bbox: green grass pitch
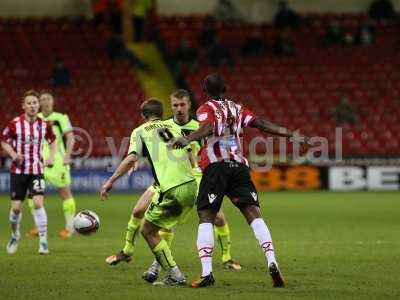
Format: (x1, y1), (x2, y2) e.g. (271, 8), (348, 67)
(0, 191), (399, 300)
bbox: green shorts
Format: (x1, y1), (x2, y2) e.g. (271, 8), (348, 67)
(44, 159), (71, 188)
(145, 180), (197, 230)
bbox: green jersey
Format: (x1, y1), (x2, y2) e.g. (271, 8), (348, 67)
(128, 119), (194, 192)
(38, 112), (73, 160)
(163, 117), (201, 157)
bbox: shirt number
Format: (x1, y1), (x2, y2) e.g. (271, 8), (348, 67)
(157, 128), (174, 143)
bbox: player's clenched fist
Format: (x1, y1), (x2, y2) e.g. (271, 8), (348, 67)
(100, 180), (113, 200)
(169, 136), (189, 149)
(12, 154), (24, 168)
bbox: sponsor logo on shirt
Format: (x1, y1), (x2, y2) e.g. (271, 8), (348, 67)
(198, 113), (208, 121)
(219, 137), (237, 148)
(24, 136), (39, 146)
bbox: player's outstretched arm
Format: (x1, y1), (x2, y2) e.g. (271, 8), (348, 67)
(250, 118), (293, 137)
(171, 123), (213, 149)
(250, 118), (311, 144)
(100, 153), (138, 199)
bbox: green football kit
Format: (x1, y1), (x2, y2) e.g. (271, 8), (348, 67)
(127, 118), (197, 230)
(38, 112), (73, 188)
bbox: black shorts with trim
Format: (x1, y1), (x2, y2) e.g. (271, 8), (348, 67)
(10, 174), (45, 201)
(196, 161), (259, 212)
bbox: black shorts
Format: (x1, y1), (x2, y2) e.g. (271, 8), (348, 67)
(10, 174), (45, 201)
(197, 161), (259, 212)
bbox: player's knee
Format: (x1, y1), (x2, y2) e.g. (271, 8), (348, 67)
(59, 187), (72, 200)
(11, 208), (21, 215)
(240, 205), (261, 224)
(198, 209), (217, 223)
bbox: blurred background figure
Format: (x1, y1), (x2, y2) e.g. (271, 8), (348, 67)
(91, 0), (124, 34)
(335, 95), (357, 125)
(173, 40), (198, 80)
(106, 34), (149, 69)
(214, 0), (239, 21)
(198, 17), (218, 49)
(368, 0), (396, 20)
(322, 21), (344, 47)
(274, 28), (295, 56)
(129, 0), (152, 41)
(274, 1), (300, 30)
(51, 58), (70, 87)
(355, 20), (375, 46)
(207, 38), (235, 66)
(241, 30), (266, 57)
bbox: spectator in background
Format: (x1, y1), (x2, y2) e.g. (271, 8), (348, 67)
(335, 95), (357, 125)
(274, 1), (300, 30)
(91, 0), (124, 34)
(92, 0), (108, 25)
(129, 0), (152, 42)
(355, 20), (375, 46)
(322, 21), (344, 47)
(207, 38), (234, 66)
(174, 40), (198, 74)
(106, 34), (149, 70)
(273, 28), (295, 56)
(109, 0), (124, 34)
(342, 32), (355, 47)
(214, 0), (239, 21)
(199, 17), (218, 48)
(368, 0), (396, 20)
(172, 40), (198, 86)
(241, 30), (266, 57)
(51, 58), (70, 87)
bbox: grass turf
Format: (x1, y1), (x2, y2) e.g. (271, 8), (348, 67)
(0, 192), (399, 300)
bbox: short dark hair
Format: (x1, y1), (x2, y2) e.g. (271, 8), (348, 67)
(171, 89), (190, 101)
(22, 89), (39, 103)
(203, 73), (226, 98)
(39, 90), (54, 98)
(141, 98), (163, 119)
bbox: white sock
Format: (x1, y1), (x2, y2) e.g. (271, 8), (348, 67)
(34, 207), (48, 241)
(197, 223), (214, 277)
(250, 218), (277, 266)
(9, 210), (22, 239)
(66, 216), (74, 232)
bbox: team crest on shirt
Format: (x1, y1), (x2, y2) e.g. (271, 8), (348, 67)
(198, 113), (208, 121)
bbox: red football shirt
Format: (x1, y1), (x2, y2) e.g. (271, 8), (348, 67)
(1, 114), (56, 175)
(196, 98), (256, 170)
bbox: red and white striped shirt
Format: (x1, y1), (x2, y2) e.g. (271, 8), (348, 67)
(1, 114), (56, 175)
(196, 98), (256, 170)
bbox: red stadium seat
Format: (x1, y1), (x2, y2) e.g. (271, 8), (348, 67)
(0, 18), (145, 156)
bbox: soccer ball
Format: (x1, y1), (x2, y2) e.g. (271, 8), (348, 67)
(73, 210), (100, 235)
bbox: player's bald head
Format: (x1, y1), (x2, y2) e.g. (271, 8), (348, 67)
(141, 98), (163, 119)
(203, 73), (226, 98)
